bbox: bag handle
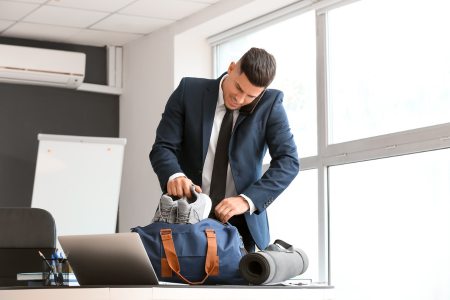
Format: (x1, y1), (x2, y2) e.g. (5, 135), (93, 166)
(160, 228), (219, 285)
(273, 239), (294, 251)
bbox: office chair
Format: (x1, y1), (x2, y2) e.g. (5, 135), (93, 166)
(0, 207), (56, 286)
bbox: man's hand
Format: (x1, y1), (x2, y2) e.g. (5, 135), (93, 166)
(167, 176), (202, 198)
(215, 196), (250, 223)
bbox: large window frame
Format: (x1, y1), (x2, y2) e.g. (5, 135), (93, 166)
(209, 0), (450, 284)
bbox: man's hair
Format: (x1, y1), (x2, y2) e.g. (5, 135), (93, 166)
(238, 47), (276, 88)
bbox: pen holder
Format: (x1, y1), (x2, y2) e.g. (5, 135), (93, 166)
(42, 258), (70, 286)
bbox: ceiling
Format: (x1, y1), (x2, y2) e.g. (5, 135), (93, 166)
(0, 0), (221, 47)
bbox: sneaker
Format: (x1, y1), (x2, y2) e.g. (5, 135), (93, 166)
(175, 199), (191, 224)
(190, 187), (212, 221)
(175, 186), (212, 224)
(152, 194), (178, 223)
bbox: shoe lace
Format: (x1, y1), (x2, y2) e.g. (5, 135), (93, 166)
(158, 205), (176, 222)
(176, 207), (202, 224)
(176, 208), (190, 224)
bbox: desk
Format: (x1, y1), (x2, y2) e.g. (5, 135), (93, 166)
(0, 285), (334, 300)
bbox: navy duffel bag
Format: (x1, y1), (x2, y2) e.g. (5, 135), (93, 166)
(132, 219), (247, 285)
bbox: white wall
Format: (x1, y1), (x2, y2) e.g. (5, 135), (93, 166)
(174, 30), (213, 87)
(119, 27), (175, 231)
(118, 0), (299, 231)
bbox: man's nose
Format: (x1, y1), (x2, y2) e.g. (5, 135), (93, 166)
(234, 92), (246, 104)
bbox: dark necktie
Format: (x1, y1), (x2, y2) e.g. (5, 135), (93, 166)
(209, 108), (233, 209)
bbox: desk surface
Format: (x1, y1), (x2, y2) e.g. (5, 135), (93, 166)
(0, 285), (334, 300)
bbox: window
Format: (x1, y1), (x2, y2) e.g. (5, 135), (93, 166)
(215, 11), (319, 282)
(268, 169), (319, 281)
(329, 149), (450, 300)
(212, 0), (450, 296)
(327, 0), (450, 143)
(216, 11), (317, 158)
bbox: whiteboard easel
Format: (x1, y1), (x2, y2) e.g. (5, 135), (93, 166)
(31, 134), (127, 238)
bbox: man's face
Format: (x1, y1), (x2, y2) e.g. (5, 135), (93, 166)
(222, 62), (265, 111)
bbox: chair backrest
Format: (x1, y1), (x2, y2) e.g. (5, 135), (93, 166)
(0, 207), (56, 286)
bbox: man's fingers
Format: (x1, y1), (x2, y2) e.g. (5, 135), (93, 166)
(175, 184), (184, 197)
(194, 185), (202, 193)
(215, 200), (234, 222)
(166, 177), (197, 198)
(167, 181), (176, 196)
(221, 208), (235, 223)
(214, 196), (249, 222)
(184, 184), (193, 199)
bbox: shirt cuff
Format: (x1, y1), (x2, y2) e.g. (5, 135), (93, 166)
(240, 194), (256, 214)
(168, 172), (186, 182)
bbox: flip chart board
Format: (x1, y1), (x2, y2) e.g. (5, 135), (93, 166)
(31, 134), (126, 237)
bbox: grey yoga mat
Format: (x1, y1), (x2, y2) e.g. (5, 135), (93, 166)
(239, 239), (308, 285)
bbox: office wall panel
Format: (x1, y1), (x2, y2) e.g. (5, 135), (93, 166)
(0, 38), (118, 207)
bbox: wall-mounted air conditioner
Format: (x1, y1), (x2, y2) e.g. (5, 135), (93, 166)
(0, 44), (86, 89)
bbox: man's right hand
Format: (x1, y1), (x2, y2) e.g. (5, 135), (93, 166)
(167, 176), (202, 199)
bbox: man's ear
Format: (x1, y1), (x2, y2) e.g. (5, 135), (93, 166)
(227, 62), (236, 75)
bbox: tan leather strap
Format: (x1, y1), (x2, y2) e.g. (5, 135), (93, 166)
(160, 228), (219, 285)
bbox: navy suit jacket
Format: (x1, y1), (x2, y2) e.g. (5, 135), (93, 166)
(150, 74), (299, 249)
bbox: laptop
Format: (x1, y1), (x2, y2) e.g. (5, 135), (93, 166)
(58, 232), (159, 286)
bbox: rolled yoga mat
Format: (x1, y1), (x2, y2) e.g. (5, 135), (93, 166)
(239, 239), (308, 285)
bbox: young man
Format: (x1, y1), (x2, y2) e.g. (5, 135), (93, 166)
(150, 48), (299, 251)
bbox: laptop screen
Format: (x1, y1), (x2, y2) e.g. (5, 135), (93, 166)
(59, 232), (159, 286)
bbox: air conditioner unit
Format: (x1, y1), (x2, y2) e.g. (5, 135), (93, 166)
(0, 44), (86, 89)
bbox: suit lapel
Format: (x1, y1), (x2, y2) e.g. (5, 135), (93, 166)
(234, 113), (247, 132)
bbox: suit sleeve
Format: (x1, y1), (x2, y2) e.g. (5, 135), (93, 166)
(241, 92), (300, 212)
(149, 78), (186, 192)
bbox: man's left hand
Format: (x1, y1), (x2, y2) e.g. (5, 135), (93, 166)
(215, 196), (250, 223)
